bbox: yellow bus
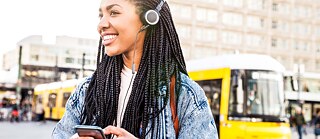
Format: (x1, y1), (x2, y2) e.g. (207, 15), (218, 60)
(187, 54), (291, 139)
(33, 79), (80, 120)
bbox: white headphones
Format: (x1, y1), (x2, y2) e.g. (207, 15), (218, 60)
(140, 0), (166, 26)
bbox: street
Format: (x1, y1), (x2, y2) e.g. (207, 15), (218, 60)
(0, 121), (57, 139)
(0, 120), (317, 139)
(291, 126), (316, 139)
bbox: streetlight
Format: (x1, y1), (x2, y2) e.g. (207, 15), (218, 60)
(293, 63), (305, 106)
(16, 45), (22, 105)
(82, 53), (86, 78)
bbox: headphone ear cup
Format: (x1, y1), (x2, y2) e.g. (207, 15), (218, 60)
(141, 10), (159, 26)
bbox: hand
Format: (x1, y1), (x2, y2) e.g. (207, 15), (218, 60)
(69, 133), (94, 139)
(104, 126), (138, 139)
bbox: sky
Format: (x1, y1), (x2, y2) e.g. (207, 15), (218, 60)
(0, 0), (101, 69)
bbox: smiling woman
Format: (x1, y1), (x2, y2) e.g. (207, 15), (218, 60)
(52, 0), (218, 139)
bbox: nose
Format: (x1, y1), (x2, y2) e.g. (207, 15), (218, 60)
(97, 15), (110, 35)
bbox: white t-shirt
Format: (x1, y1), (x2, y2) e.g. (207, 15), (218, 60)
(116, 65), (136, 127)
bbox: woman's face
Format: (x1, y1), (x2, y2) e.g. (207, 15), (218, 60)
(98, 0), (145, 57)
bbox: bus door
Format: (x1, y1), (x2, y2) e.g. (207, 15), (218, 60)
(47, 93), (57, 119)
(218, 69), (247, 139)
(57, 92), (71, 119)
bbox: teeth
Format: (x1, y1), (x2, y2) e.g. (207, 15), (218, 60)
(103, 35), (117, 40)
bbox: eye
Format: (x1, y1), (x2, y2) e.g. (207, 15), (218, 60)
(98, 13), (103, 19)
(110, 10), (119, 16)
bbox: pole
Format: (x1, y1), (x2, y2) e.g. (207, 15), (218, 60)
(55, 54), (58, 81)
(16, 45), (22, 105)
(297, 64), (301, 106)
(82, 53), (86, 78)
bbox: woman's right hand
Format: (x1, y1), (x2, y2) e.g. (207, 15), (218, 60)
(70, 133), (94, 139)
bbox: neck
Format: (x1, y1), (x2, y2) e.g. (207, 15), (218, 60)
(122, 50), (142, 72)
(122, 29), (145, 72)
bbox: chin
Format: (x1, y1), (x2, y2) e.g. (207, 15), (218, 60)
(105, 50), (121, 57)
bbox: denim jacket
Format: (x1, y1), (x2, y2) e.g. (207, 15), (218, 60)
(52, 73), (218, 139)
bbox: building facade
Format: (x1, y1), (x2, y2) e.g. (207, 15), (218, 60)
(169, 0), (320, 73)
(168, 0), (320, 122)
(2, 35), (98, 91)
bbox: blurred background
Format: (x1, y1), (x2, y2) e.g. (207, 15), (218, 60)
(0, 0), (320, 139)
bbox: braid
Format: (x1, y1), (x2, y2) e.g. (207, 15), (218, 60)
(81, 0), (187, 138)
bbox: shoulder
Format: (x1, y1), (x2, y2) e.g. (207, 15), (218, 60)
(68, 75), (93, 109)
(178, 72), (208, 110)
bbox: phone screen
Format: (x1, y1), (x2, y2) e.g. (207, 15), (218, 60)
(75, 125), (107, 139)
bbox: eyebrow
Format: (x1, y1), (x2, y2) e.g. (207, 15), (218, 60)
(106, 4), (122, 11)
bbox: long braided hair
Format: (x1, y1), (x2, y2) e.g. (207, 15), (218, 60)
(80, 0), (187, 138)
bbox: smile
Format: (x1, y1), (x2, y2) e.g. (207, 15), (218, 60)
(102, 35), (118, 46)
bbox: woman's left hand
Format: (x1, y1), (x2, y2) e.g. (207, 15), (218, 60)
(104, 126), (138, 139)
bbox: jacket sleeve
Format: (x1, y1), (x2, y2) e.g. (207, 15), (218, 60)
(51, 77), (90, 139)
(177, 79), (219, 139)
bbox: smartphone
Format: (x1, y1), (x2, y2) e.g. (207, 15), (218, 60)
(74, 125), (107, 139)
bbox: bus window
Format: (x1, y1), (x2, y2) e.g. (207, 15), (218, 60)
(229, 70), (285, 122)
(62, 92), (71, 107)
(246, 81), (263, 115)
(48, 93), (57, 108)
(229, 70), (244, 116)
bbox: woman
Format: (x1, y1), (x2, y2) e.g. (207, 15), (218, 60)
(52, 0), (218, 138)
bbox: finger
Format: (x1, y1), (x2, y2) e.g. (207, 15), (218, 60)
(70, 133), (79, 139)
(104, 126), (123, 136)
(71, 136), (94, 139)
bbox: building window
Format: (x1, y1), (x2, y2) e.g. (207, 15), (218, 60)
(303, 42), (309, 51)
(196, 8), (217, 23)
(65, 57), (74, 64)
(272, 20), (278, 29)
(222, 31), (242, 45)
(207, 10), (218, 23)
(222, 12), (243, 26)
(271, 38), (277, 47)
(170, 3), (191, 20)
(246, 34), (264, 47)
(196, 7), (206, 22)
(294, 6), (310, 17)
(278, 38), (288, 49)
(176, 25), (191, 40)
(31, 55), (39, 61)
(316, 27), (320, 37)
(247, 16), (264, 29)
(279, 20), (288, 32)
(247, 0), (265, 10)
(293, 23), (309, 35)
(272, 3), (278, 12)
(278, 3), (290, 14)
(317, 43), (320, 52)
(294, 41), (299, 50)
(196, 28), (217, 42)
(316, 60), (320, 69)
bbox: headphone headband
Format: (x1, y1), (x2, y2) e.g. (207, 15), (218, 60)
(141, 0), (166, 26)
(156, 0), (165, 13)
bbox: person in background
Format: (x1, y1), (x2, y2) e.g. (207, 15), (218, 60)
(292, 107), (307, 139)
(10, 101), (19, 122)
(35, 100), (45, 123)
(314, 109), (320, 139)
(52, 0), (218, 138)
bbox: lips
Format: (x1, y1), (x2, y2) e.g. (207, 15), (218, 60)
(101, 34), (118, 46)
